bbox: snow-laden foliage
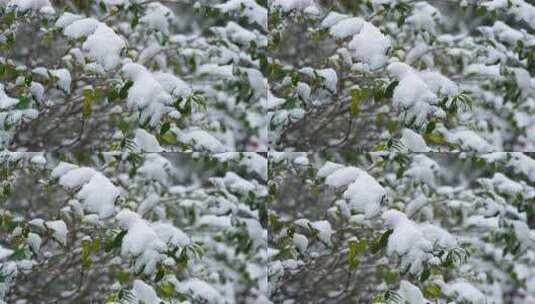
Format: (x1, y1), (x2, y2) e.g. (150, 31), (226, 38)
(0, 152), (268, 303)
(269, 152), (535, 303)
(0, 0), (267, 152)
(269, 0), (535, 151)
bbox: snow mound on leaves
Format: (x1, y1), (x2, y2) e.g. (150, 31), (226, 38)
(122, 63), (174, 127)
(321, 163), (386, 218)
(383, 210), (457, 273)
(322, 12), (390, 69)
(4, 0), (54, 14)
(52, 162), (119, 218)
(59, 15), (125, 70)
(116, 209), (190, 275)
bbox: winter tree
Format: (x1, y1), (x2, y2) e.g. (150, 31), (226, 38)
(3, 0), (535, 303)
(0, 152), (268, 303)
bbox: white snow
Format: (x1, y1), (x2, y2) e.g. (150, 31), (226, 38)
(406, 2), (441, 34)
(122, 63), (174, 126)
(26, 233), (41, 253)
(445, 281), (486, 304)
(317, 161), (345, 178)
(50, 69), (71, 93)
(198, 215), (232, 228)
(83, 24), (126, 70)
(323, 13), (391, 69)
(310, 220), (332, 246)
(46, 220), (68, 245)
(63, 18), (125, 70)
(317, 69), (338, 92)
(0, 84), (18, 109)
(76, 173), (120, 219)
(175, 279), (222, 303)
(132, 280), (161, 304)
(133, 129), (163, 152)
(348, 22), (391, 69)
(324, 166), (362, 188)
(388, 62), (437, 126)
(6, 0), (54, 14)
(0, 246), (13, 260)
(343, 171), (386, 218)
(399, 280), (427, 304)
(58, 167), (97, 188)
(176, 128), (226, 152)
(140, 2), (174, 34)
(270, 0), (314, 12)
(115, 209), (166, 275)
(400, 128), (429, 152)
(490, 173), (524, 196)
(215, 0), (267, 30)
(293, 233), (308, 253)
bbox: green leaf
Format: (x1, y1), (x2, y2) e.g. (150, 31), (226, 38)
(423, 283), (441, 298)
(159, 132), (178, 145)
(347, 240), (360, 269)
(371, 229), (393, 254)
(384, 80), (399, 98)
(15, 96), (30, 110)
(350, 89), (361, 117)
(425, 122), (436, 134)
(160, 121), (170, 136)
(83, 90), (93, 118)
(424, 132), (445, 145)
(420, 267), (431, 282)
(383, 270), (397, 285)
(119, 80), (133, 99)
(156, 282), (175, 298)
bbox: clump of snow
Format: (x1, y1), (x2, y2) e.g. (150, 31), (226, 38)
(214, 0), (267, 30)
(317, 69), (338, 92)
(383, 210), (455, 273)
(175, 128), (226, 152)
(0, 84), (19, 109)
(399, 280), (427, 304)
(293, 233), (308, 253)
(140, 2), (174, 34)
(132, 280), (161, 304)
(271, 0), (314, 12)
(52, 162), (120, 219)
(198, 215), (232, 228)
(490, 173), (524, 196)
(388, 62), (438, 126)
(400, 128), (429, 152)
(324, 166), (361, 188)
(0, 246), (13, 260)
(348, 22), (391, 69)
(61, 17), (125, 70)
(444, 281), (486, 304)
(122, 63), (174, 126)
(343, 171), (386, 218)
(83, 24), (126, 70)
(50, 69), (71, 93)
(404, 154), (440, 186)
(115, 209), (166, 275)
(175, 279), (222, 303)
(26, 233), (41, 253)
(310, 220), (332, 246)
(76, 173), (120, 219)
(445, 129), (493, 152)
(406, 2), (441, 34)
(46, 220), (68, 245)
(133, 129), (163, 152)
(138, 154), (171, 184)
(323, 12), (391, 69)
(5, 0), (55, 14)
